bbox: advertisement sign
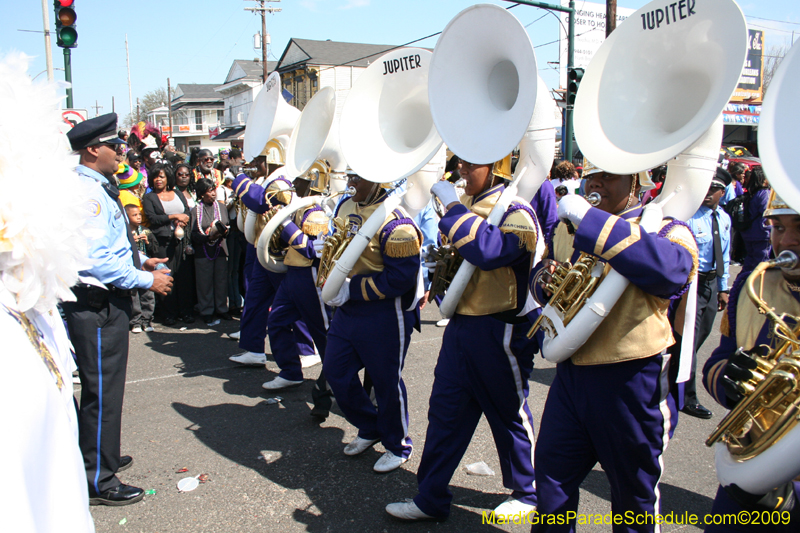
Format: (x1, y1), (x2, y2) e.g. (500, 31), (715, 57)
(731, 29), (764, 102)
(558, 1), (635, 88)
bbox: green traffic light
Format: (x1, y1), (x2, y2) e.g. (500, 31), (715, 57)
(58, 27), (77, 47)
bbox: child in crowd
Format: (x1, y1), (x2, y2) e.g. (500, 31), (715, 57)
(125, 204), (157, 333)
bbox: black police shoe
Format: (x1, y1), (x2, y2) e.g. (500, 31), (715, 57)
(682, 403), (713, 419)
(89, 484), (145, 506)
(118, 455), (133, 472)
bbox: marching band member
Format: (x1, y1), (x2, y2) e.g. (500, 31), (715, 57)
(530, 164), (698, 532)
(321, 170), (422, 473)
(386, 156), (541, 521)
(701, 192), (800, 532)
(229, 160), (316, 372)
(260, 183), (334, 419)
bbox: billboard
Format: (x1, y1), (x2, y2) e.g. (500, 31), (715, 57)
(558, 1), (635, 89)
(731, 29), (764, 102)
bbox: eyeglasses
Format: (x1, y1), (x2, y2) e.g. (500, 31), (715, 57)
(347, 175), (361, 183)
(99, 142), (124, 153)
(201, 157), (214, 163)
(176, 172), (190, 178)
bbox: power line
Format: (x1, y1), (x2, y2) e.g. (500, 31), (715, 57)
(746, 15), (800, 26)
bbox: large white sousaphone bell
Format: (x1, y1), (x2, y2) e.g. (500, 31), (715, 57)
(257, 87), (341, 272)
(243, 71), (300, 162)
(242, 71), (301, 245)
(429, 3), (543, 318)
(319, 47), (444, 304)
(535, 0), (749, 363)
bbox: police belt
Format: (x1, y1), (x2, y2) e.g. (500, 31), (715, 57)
(697, 271), (717, 283)
(74, 283), (134, 299)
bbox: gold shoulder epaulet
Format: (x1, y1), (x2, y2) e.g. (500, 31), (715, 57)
(384, 222), (421, 258)
(301, 206), (329, 236)
(499, 202), (538, 252)
(661, 220), (699, 283)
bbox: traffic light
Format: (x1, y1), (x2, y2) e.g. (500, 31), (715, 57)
(54, 0), (78, 49)
(567, 68), (584, 106)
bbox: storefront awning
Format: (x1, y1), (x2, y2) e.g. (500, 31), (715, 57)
(212, 126), (245, 141)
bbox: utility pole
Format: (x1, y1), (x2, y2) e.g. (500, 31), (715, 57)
(112, 96), (115, 114)
(126, 35), (133, 122)
(40, 0), (53, 82)
(245, 0), (282, 83)
(501, 0), (577, 162)
(136, 98), (140, 124)
(167, 78), (174, 142)
(92, 100), (103, 117)
(606, 0), (617, 37)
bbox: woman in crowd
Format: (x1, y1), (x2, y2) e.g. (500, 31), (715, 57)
(143, 163), (194, 325)
(190, 178), (231, 326)
(175, 163), (197, 211)
(739, 165), (771, 272)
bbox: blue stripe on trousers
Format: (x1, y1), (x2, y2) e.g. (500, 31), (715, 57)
(94, 327), (103, 494)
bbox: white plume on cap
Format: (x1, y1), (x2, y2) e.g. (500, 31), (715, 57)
(0, 52), (95, 313)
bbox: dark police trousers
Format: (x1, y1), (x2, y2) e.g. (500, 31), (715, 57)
(63, 286), (132, 494)
(687, 272), (719, 404)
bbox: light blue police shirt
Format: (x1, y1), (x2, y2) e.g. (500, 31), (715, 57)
(686, 205), (731, 293)
(76, 164), (154, 290)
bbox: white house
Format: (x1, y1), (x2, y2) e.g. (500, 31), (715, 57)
(168, 84), (227, 153)
(213, 59), (278, 147)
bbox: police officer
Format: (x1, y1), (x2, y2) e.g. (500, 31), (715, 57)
(62, 114), (173, 506)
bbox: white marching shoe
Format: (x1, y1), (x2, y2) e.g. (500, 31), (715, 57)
(493, 496), (536, 519)
(228, 330), (240, 340)
(374, 451), (408, 473)
(299, 354), (322, 368)
(262, 376), (303, 390)
(229, 352), (267, 366)
(385, 499), (436, 521)
(343, 437), (379, 456)
(435, 318), (450, 328)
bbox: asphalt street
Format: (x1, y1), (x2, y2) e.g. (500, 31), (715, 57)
(86, 272), (739, 533)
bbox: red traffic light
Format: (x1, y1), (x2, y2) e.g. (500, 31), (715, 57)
(58, 0), (74, 6)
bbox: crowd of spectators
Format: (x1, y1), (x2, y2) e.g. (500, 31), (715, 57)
(116, 134), (247, 329)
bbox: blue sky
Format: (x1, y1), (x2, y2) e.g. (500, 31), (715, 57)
(5, 0), (799, 118)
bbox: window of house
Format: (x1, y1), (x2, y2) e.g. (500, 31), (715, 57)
(217, 110), (224, 124)
(195, 110), (202, 131)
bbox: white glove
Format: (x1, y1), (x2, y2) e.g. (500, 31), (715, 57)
(557, 194), (592, 228)
(313, 232), (327, 258)
(430, 181), (460, 210)
(326, 278), (351, 307)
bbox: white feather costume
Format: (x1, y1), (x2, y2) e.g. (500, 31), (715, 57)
(0, 53), (95, 533)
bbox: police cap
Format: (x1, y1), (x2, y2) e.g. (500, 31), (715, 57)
(67, 113), (127, 151)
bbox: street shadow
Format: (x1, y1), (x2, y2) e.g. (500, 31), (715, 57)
(528, 365), (557, 387)
(579, 470), (715, 519)
(172, 401), (508, 532)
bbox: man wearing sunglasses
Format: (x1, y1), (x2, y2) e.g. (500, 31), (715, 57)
(194, 148), (223, 188)
(64, 113), (173, 507)
(677, 167), (732, 420)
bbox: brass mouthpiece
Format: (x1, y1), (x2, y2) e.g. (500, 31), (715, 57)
(454, 178), (466, 188)
(772, 250), (798, 270)
(585, 192), (601, 206)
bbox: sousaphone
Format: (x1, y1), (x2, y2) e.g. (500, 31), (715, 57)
(532, 0), (749, 363)
(319, 47), (443, 304)
(428, 3), (544, 319)
(709, 38), (800, 496)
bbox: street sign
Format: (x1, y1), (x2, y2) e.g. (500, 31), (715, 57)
(61, 108), (88, 130)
